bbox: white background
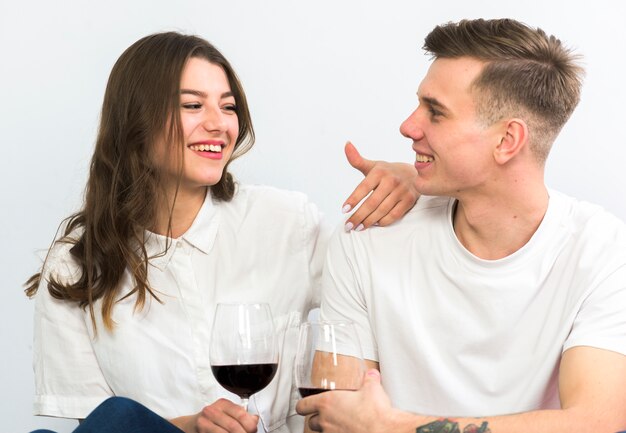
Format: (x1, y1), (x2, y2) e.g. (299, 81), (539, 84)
(2, 1), (625, 431)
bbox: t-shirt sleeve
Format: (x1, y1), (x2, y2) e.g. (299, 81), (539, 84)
(304, 201), (331, 310)
(303, 198), (328, 308)
(563, 264), (626, 355)
(319, 225), (379, 362)
(33, 242), (113, 418)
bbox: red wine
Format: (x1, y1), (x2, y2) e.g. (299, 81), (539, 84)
(298, 387), (352, 397)
(298, 387), (331, 398)
(211, 363), (278, 398)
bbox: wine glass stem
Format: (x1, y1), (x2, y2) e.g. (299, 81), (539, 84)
(241, 397), (249, 412)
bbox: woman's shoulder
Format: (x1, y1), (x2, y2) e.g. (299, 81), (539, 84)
(40, 224), (83, 284)
(235, 183), (310, 202)
(216, 183), (322, 233)
(229, 183), (318, 214)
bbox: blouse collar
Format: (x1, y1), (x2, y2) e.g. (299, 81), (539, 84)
(145, 190), (221, 271)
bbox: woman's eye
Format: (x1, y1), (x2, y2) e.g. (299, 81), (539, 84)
(223, 104), (237, 112)
(182, 103), (202, 110)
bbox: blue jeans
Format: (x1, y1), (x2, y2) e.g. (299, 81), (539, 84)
(30, 397), (183, 433)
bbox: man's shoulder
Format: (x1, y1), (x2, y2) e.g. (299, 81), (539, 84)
(389, 194), (453, 227)
(551, 190), (626, 236)
(334, 195), (452, 248)
(411, 194), (453, 212)
(551, 191), (626, 266)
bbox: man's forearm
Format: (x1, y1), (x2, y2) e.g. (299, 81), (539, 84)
(400, 408), (611, 433)
(414, 417), (489, 433)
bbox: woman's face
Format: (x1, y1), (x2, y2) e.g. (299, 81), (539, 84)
(154, 57), (239, 196)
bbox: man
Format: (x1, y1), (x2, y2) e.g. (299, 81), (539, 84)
(297, 18), (626, 433)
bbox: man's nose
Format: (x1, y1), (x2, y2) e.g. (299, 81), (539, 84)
(399, 108), (424, 141)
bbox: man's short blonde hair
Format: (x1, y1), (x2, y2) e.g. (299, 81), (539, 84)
(424, 19), (584, 162)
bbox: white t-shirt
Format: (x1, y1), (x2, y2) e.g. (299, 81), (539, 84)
(33, 184), (328, 432)
(320, 191), (626, 417)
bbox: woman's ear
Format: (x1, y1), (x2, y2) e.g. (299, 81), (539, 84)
(494, 118), (528, 165)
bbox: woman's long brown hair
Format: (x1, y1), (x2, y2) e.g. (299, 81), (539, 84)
(24, 32), (255, 331)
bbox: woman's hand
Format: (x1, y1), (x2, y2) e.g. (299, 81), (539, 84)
(170, 398), (259, 433)
(342, 141), (419, 232)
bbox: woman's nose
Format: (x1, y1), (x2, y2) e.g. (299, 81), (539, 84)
(202, 107), (227, 132)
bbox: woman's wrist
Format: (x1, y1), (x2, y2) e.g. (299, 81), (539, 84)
(169, 414), (197, 433)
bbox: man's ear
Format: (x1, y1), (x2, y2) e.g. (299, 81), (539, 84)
(494, 118), (528, 165)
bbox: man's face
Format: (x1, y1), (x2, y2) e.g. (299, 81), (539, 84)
(400, 56), (502, 198)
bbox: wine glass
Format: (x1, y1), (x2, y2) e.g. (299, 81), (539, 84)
(209, 303), (279, 411)
(295, 320), (365, 397)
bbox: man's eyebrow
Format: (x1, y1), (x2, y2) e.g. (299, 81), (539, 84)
(420, 95), (449, 112)
(180, 89), (235, 99)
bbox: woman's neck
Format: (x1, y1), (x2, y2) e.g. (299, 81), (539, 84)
(153, 186), (208, 238)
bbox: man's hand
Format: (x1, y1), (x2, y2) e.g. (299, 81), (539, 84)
(298, 348), (626, 433)
(170, 398), (259, 433)
(343, 141), (419, 232)
(296, 369), (421, 433)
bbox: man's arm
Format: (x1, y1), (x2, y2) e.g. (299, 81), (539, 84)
(302, 357), (379, 433)
(297, 347), (626, 433)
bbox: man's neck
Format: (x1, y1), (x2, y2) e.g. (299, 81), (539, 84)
(452, 185), (550, 260)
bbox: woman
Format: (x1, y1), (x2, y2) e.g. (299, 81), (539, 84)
(26, 32), (417, 433)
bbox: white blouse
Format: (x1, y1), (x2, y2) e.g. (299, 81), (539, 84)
(33, 184), (328, 432)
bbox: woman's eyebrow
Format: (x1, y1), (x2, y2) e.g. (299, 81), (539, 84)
(180, 89), (235, 99)
(180, 89), (207, 97)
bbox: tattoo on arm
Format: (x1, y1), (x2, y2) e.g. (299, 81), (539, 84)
(416, 419), (460, 433)
(416, 419), (490, 433)
(462, 423), (490, 433)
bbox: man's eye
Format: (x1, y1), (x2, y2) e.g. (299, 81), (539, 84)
(428, 106), (442, 118)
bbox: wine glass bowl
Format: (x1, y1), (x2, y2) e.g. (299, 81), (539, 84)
(210, 303), (279, 410)
(295, 320), (365, 398)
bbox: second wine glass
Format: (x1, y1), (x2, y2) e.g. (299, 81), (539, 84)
(295, 320), (365, 397)
(209, 303), (279, 411)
